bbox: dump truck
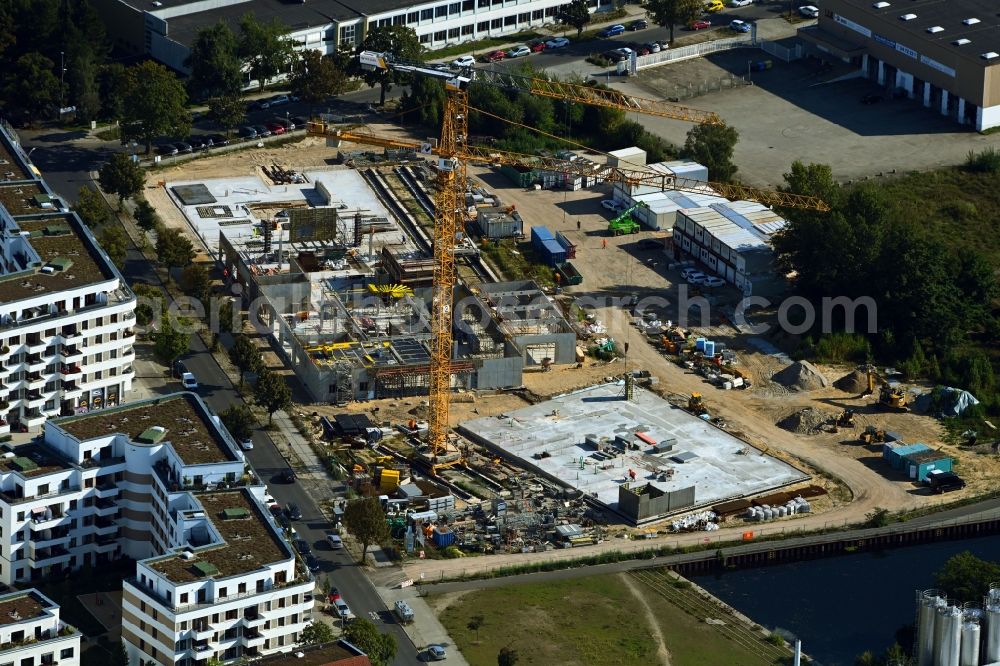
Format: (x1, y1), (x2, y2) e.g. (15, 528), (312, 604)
(555, 261), (583, 285)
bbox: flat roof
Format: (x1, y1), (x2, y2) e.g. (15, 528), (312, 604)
(459, 383), (808, 521)
(837, 0), (1000, 66)
(0, 213), (115, 304)
(0, 138), (33, 183)
(147, 489), (291, 582)
(0, 443), (71, 477)
(0, 591), (48, 625)
(0, 184), (54, 217)
(256, 641), (369, 666)
(56, 394), (238, 465)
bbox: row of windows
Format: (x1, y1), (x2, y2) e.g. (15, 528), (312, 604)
(378, 0), (559, 28)
(0, 646), (74, 666)
(416, 7), (557, 43)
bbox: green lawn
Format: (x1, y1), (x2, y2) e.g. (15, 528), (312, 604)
(435, 572), (785, 666)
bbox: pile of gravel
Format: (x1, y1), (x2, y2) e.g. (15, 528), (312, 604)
(771, 361), (830, 392)
(777, 407), (831, 434)
(834, 369), (869, 394)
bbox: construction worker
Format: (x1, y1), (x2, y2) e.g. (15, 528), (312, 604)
(602, 238), (607, 249)
(577, 220), (581, 231)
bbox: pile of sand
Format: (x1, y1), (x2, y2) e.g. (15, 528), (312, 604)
(834, 369), (869, 394)
(777, 408), (832, 434)
(771, 361), (829, 392)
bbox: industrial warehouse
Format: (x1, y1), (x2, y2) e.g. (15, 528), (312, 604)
(800, 0), (1000, 130)
(459, 383), (809, 525)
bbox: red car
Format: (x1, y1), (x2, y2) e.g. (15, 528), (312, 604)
(266, 122), (285, 135)
(690, 19), (711, 30)
(526, 38), (546, 52)
(485, 49), (506, 62)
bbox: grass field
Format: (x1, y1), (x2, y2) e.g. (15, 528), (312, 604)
(435, 571), (788, 666)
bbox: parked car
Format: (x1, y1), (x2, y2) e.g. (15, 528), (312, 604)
(239, 126), (258, 140)
(265, 122), (286, 135)
(627, 19), (648, 31)
(729, 19), (752, 33)
(686, 271), (708, 285)
(156, 144), (178, 156)
(239, 436), (253, 451)
(680, 266), (702, 279)
(644, 42), (662, 53)
(285, 503), (302, 520)
(334, 599), (354, 622)
(601, 199), (625, 212)
(598, 24), (626, 37)
(689, 19), (712, 30)
(507, 45), (531, 58)
(526, 38), (546, 52)
(260, 94), (290, 109)
(252, 124), (271, 137)
(730, 0), (753, 6)
(705, 0), (725, 12)
(602, 49), (627, 63)
(431, 63), (451, 71)
(305, 554), (321, 572)
(799, 5), (819, 17)
(188, 136), (209, 150)
(703, 276), (726, 288)
(293, 538), (311, 556)
(327, 533), (344, 549)
(426, 645), (447, 661)
(545, 36), (570, 49)
(291, 116), (309, 128)
(485, 49), (506, 62)
(181, 372), (198, 390)
(327, 589), (341, 603)
(273, 117), (295, 130)
(208, 133), (230, 146)
(280, 468), (297, 483)
(929, 472), (966, 494)
(451, 55), (476, 68)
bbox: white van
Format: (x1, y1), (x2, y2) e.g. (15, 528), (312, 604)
(394, 600), (414, 624)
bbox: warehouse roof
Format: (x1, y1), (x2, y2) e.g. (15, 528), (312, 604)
(837, 0), (1000, 66)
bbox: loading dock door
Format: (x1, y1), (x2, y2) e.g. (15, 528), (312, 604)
(525, 343), (556, 365)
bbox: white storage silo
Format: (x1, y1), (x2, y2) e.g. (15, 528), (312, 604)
(935, 605), (962, 666)
(959, 614), (980, 666)
(985, 586), (1000, 662)
(918, 589), (946, 666)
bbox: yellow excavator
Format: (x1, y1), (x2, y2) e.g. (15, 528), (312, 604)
(688, 393), (708, 416)
(863, 365), (909, 412)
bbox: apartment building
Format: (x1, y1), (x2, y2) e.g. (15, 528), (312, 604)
(2, 391), (317, 665)
(0, 589), (81, 666)
(0, 124), (136, 434)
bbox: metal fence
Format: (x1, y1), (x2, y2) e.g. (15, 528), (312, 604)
(760, 39), (803, 62)
(620, 36), (756, 75)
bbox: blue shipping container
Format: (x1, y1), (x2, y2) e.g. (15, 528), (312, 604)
(540, 239), (566, 266)
(531, 226), (554, 251)
(432, 527), (456, 548)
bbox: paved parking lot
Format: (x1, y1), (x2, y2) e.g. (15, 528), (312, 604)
(619, 48), (998, 186)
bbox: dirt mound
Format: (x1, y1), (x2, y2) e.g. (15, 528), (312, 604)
(777, 408), (831, 434)
(407, 404), (429, 420)
(771, 360), (829, 391)
(834, 369), (869, 394)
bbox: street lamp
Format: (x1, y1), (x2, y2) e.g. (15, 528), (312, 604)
(59, 51), (66, 113)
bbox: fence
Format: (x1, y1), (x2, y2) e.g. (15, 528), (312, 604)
(760, 39), (803, 62)
(620, 36), (756, 75)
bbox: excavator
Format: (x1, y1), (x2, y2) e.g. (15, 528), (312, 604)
(859, 425), (887, 445)
(607, 202), (646, 236)
(863, 364), (909, 412)
(688, 393), (708, 416)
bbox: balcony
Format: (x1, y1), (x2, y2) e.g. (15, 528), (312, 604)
(29, 527), (71, 549)
(241, 611), (265, 629)
(26, 336), (45, 352)
(193, 640), (213, 653)
(241, 629), (265, 648)
(30, 544), (70, 566)
(94, 534), (118, 551)
(30, 511), (71, 530)
(94, 480), (118, 498)
(41, 346), (57, 360)
(27, 372), (45, 388)
(93, 519), (118, 536)
(94, 497), (117, 516)
(59, 364), (81, 376)
(61, 382), (81, 398)
(60, 346), (82, 361)
(27, 354), (45, 370)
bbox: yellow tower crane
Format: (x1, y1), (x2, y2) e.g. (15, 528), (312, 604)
(309, 53), (829, 474)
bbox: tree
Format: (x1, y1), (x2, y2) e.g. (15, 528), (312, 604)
(132, 283), (163, 327)
(99, 63), (130, 121)
(67, 46), (102, 122)
(120, 61), (191, 154)
(357, 26), (422, 106)
(299, 620), (335, 646)
(934, 551), (1000, 603)
(645, 0), (704, 44)
(343, 618), (397, 666)
(134, 198), (160, 232)
(6, 52), (61, 118)
(186, 22), (242, 100)
(206, 95), (246, 134)
(498, 646), (519, 666)
(681, 122), (739, 182)
(254, 368), (292, 424)
(290, 50), (350, 104)
(237, 13), (295, 93)
(179, 264), (211, 303)
(155, 228), (196, 280)
(99, 153), (144, 205)
(75, 187), (111, 228)
(401, 76), (446, 127)
(231, 334), (263, 385)
(221, 404), (256, 443)
(97, 226), (128, 268)
(343, 497), (390, 559)
(467, 615), (485, 642)
(558, 0), (591, 38)
(152, 315), (190, 366)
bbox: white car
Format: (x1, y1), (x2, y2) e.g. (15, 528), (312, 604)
(326, 533), (343, 549)
(451, 55), (475, 68)
(507, 45), (531, 58)
(426, 645), (447, 661)
(240, 437), (254, 451)
(334, 599), (354, 622)
(703, 276), (726, 288)
(545, 37), (570, 49)
(260, 94), (289, 109)
(181, 372), (198, 390)
(601, 199), (625, 212)
(685, 271), (708, 285)
(680, 266), (702, 279)
(798, 5), (819, 17)
(730, 0), (753, 6)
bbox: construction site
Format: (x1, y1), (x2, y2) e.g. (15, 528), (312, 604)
(134, 51), (1000, 582)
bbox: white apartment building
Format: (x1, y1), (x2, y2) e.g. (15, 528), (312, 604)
(0, 589), (81, 666)
(0, 392), (314, 665)
(0, 126), (136, 435)
(90, 0), (614, 75)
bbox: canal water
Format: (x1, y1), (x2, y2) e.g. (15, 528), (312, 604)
(690, 533), (1000, 665)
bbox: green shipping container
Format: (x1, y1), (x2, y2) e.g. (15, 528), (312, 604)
(499, 164), (536, 188)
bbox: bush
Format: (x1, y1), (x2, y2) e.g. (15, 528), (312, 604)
(964, 147), (1000, 173)
(809, 332), (872, 364)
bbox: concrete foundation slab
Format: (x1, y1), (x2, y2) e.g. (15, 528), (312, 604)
(459, 383), (808, 524)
